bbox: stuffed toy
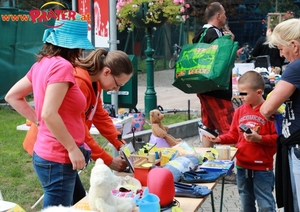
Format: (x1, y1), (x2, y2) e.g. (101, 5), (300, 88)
(88, 159), (135, 212)
(150, 109), (182, 147)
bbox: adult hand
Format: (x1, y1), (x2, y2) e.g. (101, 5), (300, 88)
(109, 156), (128, 172)
(68, 147), (86, 170)
(223, 28), (235, 40)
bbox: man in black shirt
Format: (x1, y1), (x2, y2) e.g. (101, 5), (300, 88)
(192, 2), (235, 148)
(252, 26), (285, 73)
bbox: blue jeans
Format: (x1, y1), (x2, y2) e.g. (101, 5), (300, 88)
(236, 168), (276, 212)
(32, 152), (77, 208)
(289, 147), (300, 212)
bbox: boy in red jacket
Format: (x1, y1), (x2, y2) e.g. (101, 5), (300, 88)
(205, 70), (277, 211)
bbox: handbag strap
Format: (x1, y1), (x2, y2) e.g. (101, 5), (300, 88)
(199, 27), (210, 43)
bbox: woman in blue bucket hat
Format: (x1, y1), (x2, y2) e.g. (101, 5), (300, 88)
(5, 13), (94, 208)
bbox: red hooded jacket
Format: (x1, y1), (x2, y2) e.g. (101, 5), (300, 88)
(219, 103), (277, 171)
(74, 67), (123, 166)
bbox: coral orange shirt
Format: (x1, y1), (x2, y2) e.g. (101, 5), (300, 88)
(74, 67), (123, 166)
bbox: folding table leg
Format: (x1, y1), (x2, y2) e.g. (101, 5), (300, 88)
(219, 177), (225, 212)
(31, 194), (44, 209)
(210, 191), (215, 212)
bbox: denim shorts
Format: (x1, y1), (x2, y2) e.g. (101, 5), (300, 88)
(32, 152), (77, 208)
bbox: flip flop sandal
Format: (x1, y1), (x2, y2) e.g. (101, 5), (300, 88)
(189, 168), (227, 178)
(175, 184), (212, 198)
(174, 181), (208, 189)
(180, 171), (221, 183)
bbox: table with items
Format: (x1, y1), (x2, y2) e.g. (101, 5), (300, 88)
(74, 147), (237, 212)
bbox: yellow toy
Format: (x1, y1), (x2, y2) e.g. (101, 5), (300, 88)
(266, 91), (285, 114)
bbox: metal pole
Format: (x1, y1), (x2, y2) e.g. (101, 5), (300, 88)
(89, 0), (95, 46)
(109, 0), (119, 114)
(144, 27), (157, 117)
(109, 0), (119, 158)
(71, 0), (77, 11)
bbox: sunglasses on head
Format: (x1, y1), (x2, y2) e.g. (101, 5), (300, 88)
(239, 92), (248, 96)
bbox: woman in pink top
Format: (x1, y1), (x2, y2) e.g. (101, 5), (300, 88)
(5, 12), (94, 208)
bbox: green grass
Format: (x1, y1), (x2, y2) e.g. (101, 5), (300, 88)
(0, 105), (198, 211)
(143, 112), (199, 130)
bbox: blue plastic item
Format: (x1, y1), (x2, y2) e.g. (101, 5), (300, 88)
(134, 188), (160, 212)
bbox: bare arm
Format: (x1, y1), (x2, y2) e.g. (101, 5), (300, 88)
(42, 82), (85, 170)
(5, 76), (37, 123)
(260, 80), (296, 121)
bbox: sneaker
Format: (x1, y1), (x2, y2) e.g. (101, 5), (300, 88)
(223, 172), (237, 184)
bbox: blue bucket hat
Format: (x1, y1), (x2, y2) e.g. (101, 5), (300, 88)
(42, 12), (94, 50)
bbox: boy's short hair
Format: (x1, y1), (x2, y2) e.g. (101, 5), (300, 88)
(238, 71), (265, 90)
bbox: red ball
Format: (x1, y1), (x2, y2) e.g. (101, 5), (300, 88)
(147, 167), (175, 207)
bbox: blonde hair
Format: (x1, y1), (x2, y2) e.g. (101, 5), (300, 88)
(267, 18), (300, 48)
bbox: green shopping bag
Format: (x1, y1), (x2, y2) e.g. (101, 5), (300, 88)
(173, 31), (238, 94)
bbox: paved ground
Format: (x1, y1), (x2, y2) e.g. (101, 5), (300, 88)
(136, 69), (200, 115)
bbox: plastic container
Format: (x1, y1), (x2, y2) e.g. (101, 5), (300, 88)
(149, 134), (170, 148)
(135, 188), (160, 212)
(215, 145), (231, 160)
(134, 158), (160, 186)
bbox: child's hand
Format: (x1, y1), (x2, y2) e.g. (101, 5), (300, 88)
(203, 134), (221, 143)
(243, 130), (262, 143)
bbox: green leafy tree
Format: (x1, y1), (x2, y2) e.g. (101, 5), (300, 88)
(187, 0), (243, 21)
(258, 0), (299, 16)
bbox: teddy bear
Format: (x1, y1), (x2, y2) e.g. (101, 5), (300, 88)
(88, 159), (135, 212)
(149, 109), (182, 147)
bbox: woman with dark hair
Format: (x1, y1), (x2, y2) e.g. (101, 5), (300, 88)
(5, 13), (94, 208)
(72, 48), (133, 203)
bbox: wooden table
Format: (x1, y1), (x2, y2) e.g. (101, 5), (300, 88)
(74, 147), (237, 212)
(74, 182), (218, 212)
